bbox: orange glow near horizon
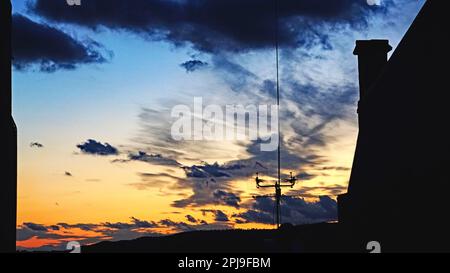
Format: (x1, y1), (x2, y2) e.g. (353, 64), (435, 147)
(16, 97), (357, 251)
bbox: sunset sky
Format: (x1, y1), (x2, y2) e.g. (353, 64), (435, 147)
(12, 0), (424, 251)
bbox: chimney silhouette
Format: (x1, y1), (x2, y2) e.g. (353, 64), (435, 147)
(353, 40), (392, 101)
(1, 0), (17, 253)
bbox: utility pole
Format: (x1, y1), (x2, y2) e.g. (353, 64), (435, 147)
(252, 0), (298, 229)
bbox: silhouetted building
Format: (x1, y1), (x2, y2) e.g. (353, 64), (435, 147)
(0, 0), (17, 253)
(339, 0), (450, 251)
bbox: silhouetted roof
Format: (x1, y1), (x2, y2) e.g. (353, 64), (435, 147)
(343, 0), (450, 250)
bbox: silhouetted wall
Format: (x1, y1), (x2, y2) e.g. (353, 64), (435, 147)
(0, 0), (17, 253)
(339, 0), (450, 251)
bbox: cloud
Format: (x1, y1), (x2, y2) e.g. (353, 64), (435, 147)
(235, 210), (274, 225)
(100, 222), (134, 230)
(297, 172), (316, 180)
(107, 0), (421, 232)
(129, 217), (159, 229)
(16, 220), (161, 251)
(201, 210), (230, 222)
(57, 223), (98, 231)
(287, 184), (348, 198)
(30, 142), (44, 148)
(128, 172), (183, 190)
(159, 219), (194, 232)
(235, 196), (338, 225)
(182, 162), (245, 179)
(48, 225), (60, 231)
(159, 218), (231, 232)
(320, 166), (351, 171)
(102, 217), (158, 230)
(214, 210), (230, 222)
(122, 151), (181, 166)
(213, 190), (241, 208)
(180, 60), (208, 72)
(76, 139), (119, 156)
(171, 177), (243, 209)
(30, 0), (388, 53)
(243, 138), (324, 175)
(23, 222), (48, 232)
(211, 56), (259, 91)
(185, 215), (197, 223)
(12, 14), (109, 72)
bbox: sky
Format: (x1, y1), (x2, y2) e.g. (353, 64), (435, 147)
(11, 0), (425, 251)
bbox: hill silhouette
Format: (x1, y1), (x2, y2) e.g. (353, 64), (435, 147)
(83, 223), (359, 253)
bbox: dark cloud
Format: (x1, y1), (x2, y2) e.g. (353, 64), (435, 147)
(182, 162), (245, 179)
(48, 225), (60, 231)
(320, 166), (351, 171)
(288, 184), (347, 198)
(171, 148), (319, 209)
(114, 151), (181, 167)
(213, 190), (241, 208)
(12, 14), (109, 72)
(103, 217), (158, 230)
(16, 225), (67, 243)
(23, 222), (48, 232)
(159, 217), (231, 232)
(129, 151), (176, 165)
(57, 222), (98, 231)
(102, 221), (134, 230)
(171, 173), (244, 209)
(31, 0), (387, 53)
(286, 81), (358, 124)
(185, 215), (197, 223)
(214, 210), (230, 222)
(243, 138), (323, 175)
(235, 196), (338, 225)
(130, 217), (159, 229)
(159, 219), (194, 232)
(30, 142), (44, 148)
(234, 210), (274, 225)
(76, 139), (119, 156)
(171, 180), (223, 208)
(201, 210), (230, 222)
(17, 220), (161, 251)
(260, 80), (277, 98)
(180, 60), (208, 72)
